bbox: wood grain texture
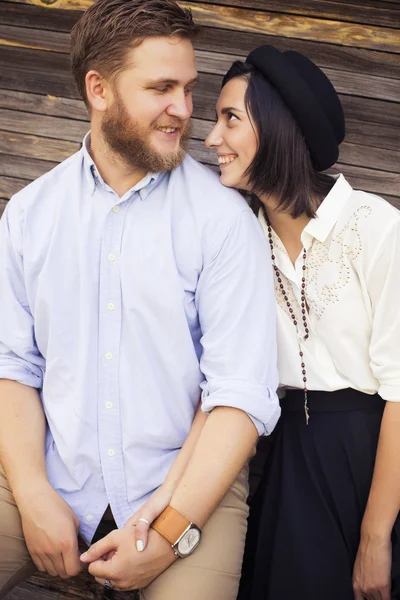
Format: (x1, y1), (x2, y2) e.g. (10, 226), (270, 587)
(3, 0), (400, 52)
(0, 129), (80, 161)
(331, 163), (400, 197)
(180, 3), (400, 53)
(0, 153), (58, 180)
(196, 27), (400, 80)
(0, 107), (89, 141)
(0, 1), (80, 31)
(187, 0), (400, 29)
(0, 88), (88, 120)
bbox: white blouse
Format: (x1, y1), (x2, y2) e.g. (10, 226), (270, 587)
(259, 175), (400, 402)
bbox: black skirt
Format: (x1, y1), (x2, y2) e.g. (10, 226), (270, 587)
(238, 388), (400, 600)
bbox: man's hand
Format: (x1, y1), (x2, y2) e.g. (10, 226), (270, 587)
(353, 533), (392, 600)
(18, 482), (82, 579)
(80, 526), (177, 591)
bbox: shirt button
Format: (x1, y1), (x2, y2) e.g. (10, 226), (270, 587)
(106, 401), (113, 409)
(86, 515), (93, 522)
(105, 352), (113, 360)
(112, 205), (120, 213)
(108, 253), (116, 262)
(108, 303), (115, 311)
(108, 449), (115, 457)
(141, 188), (148, 199)
(93, 169), (98, 179)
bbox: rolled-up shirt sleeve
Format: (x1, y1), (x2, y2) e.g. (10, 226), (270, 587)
(367, 219), (400, 401)
(0, 201), (45, 388)
(196, 209), (280, 435)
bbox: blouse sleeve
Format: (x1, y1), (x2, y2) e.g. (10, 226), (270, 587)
(366, 218), (400, 401)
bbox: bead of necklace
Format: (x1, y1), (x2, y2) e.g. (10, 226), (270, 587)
(266, 219), (310, 424)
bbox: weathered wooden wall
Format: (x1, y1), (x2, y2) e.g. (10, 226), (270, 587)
(0, 0), (400, 216)
(0, 1), (399, 598)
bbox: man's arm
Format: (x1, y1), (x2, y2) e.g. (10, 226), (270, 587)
(0, 379), (81, 578)
(0, 203), (81, 579)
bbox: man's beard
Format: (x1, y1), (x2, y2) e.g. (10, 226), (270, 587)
(101, 92), (191, 173)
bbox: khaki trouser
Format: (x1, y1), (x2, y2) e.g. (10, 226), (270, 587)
(0, 463), (249, 600)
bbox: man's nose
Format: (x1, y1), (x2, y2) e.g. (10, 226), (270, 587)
(166, 90), (193, 121)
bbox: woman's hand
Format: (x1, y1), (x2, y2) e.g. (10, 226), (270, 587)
(126, 483), (174, 552)
(352, 532), (392, 600)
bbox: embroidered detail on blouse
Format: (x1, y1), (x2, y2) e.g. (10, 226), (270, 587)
(307, 206), (372, 319)
(275, 206), (373, 323)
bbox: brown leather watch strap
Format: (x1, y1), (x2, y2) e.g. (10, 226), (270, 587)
(151, 506), (191, 545)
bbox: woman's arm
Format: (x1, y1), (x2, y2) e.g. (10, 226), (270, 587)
(130, 402), (208, 549)
(353, 401), (400, 600)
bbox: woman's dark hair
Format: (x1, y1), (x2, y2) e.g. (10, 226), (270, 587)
(222, 61), (335, 218)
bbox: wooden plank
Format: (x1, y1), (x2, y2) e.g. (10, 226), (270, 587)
(332, 163), (400, 197)
(0, 89), (88, 120)
(0, 2), (80, 32)
(0, 129), (80, 161)
(0, 197), (7, 214)
(339, 95), (400, 128)
(345, 119), (400, 153)
(180, 3), (400, 54)
(0, 23), (70, 53)
(0, 107), (89, 141)
(338, 142), (400, 174)
(187, 0), (400, 29)
(0, 175), (27, 201)
(3, 0), (400, 53)
(0, 153), (58, 180)
(0, 46), (76, 98)
(197, 27), (400, 80)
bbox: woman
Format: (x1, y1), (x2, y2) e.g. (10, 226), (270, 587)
(205, 45), (400, 600)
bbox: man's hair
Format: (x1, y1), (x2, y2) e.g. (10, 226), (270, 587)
(71, 0), (200, 107)
(223, 61), (335, 218)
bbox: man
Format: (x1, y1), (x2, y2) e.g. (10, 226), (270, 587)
(0, 1), (279, 598)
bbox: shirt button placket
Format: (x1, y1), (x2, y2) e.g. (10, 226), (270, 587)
(98, 202), (125, 515)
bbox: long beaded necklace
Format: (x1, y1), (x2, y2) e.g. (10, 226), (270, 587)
(266, 217), (310, 424)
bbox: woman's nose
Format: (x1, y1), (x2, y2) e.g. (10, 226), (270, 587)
(205, 124), (222, 148)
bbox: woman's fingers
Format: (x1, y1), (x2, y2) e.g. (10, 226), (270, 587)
(134, 516), (151, 551)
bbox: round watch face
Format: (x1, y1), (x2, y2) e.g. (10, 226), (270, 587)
(177, 527), (201, 556)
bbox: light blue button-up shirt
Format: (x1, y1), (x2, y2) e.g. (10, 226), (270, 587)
(0, 136), (279, 542)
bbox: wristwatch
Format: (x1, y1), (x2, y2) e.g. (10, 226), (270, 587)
(151, 506), (201, 558)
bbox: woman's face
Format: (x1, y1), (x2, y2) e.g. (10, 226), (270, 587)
(205, 76), (258, 191)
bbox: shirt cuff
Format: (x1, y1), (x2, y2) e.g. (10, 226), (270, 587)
(200, 378), (281, 436)
(0, 361), (43, 389)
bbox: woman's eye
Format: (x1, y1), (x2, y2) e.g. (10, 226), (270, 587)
(227, 112), (238, 122)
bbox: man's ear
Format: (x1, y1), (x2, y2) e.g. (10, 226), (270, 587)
(85, 70), (110, 113)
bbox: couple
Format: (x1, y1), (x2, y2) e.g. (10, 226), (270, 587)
(0, 1), (399, 599)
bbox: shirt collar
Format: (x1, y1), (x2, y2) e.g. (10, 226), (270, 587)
(302, 174), (353, 244)
(82, 131), (162, 197)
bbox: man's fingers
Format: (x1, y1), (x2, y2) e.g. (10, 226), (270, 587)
(135, 519), (150, 552)
(63, 544), (82, 578)
(80, 532), (117, 563)
(31, 554), (46, 573)
(41, 555), (59, 578)
(88, 557), (113, 579)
